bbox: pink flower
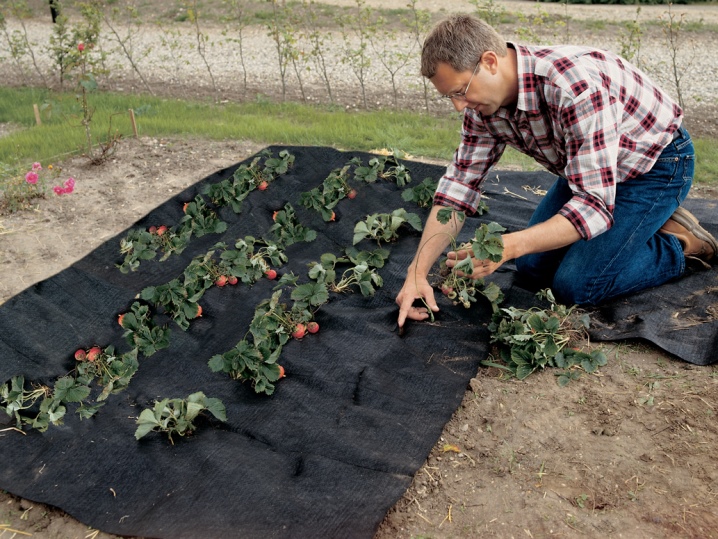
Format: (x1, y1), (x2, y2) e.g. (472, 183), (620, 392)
(25, 171), (39, 184)
(78, 42), (85, 52)
(32, 162), (42, 171)
(53, 186), (64, 195)
(64, 177), (75, 189)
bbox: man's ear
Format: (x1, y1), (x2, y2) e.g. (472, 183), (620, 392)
(481, 51), (500, 74)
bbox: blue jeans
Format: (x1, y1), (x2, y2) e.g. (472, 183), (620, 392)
(515, 127), (695, 306)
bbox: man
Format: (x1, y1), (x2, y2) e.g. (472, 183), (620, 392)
(396, 14), (717, 328)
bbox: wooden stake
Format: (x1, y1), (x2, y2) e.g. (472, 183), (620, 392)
(33, 104), (41, 126)
(128, 108), (138, 138)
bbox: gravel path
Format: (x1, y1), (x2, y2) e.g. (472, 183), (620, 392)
(2, 2), (717, 123)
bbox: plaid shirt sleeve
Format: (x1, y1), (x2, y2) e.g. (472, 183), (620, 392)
(432, 113), (505, 214)
(556, 88), (620, 240)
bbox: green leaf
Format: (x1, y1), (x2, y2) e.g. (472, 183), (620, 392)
(515, 364), (535, 380)
(352, 222), (370, 245)
(54, 377), (91, 403)
(208, 354), (227, 373)
(204, 398), (227, 422)
(403, 212), (423, 231)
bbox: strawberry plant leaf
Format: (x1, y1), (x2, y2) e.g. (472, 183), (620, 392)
(291, 282), (329, 307)
(204, 397), (227, 422)
(54, 376), (91, 403)
(402, 211), (423, 231)
(453, 257), (475, 275)
(77, 402), (104, 420)
(208, 354), (226, 373)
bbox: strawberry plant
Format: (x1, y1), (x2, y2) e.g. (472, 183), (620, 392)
(352, 208), (422, 245)
(401, 177), (438, 208)
(486, 289), (607, 384)
(351, 148), (412, 186)
(268, 203), (317, 247)
(118, 194), (226, 273)
(1, 343), (141, 432)
(118, 302), (171, 357)
(74, 345), (139, 403)
(299, 163), (354, 221)
(1, 376), (59, 431)
(205, 149), (295, 213)
(208, 288), (325, 395)
(141, 237), (288, 330)
(134, 391), (227, 444)
(308, 247), (388, 296)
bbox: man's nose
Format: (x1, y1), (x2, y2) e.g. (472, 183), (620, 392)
(451, 96), (469, 112)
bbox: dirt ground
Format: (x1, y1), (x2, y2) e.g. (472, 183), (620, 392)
(1, 137), (717, 539)
(2, 1), (718, 538)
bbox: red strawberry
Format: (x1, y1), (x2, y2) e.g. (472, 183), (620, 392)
(156, 225), (168, 236)
(148, 226), (157, 234)
(215, 275), (228, 287)
(182, 202), (190, 213)
(292, 324), (307, 339)
(307, 321), (319, 334)
(227, 275), (238, 285)
(272, 210), (279, 221)
(74, 349), (87, 362)
(329, 211), (336, 222)
(347, 189), (357, 199)
(118, 313), (125, 327)
(278, 365), (286, 379)
(87, 346), (102, 362)
(265, 269), (277, 280)
(194, 305), (203, 318)
(258, 181), (269, 191)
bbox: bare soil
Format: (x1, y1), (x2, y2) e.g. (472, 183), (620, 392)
(2, 1), (718, 538)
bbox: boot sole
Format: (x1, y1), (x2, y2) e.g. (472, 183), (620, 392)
(670, 207), (718, 260)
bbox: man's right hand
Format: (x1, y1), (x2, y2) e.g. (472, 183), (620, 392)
(396, 275), (440, 329)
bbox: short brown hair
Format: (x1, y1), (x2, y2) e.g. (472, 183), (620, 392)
(421, 15), (507, 78)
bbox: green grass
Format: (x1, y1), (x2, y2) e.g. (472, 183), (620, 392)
(0, 86), (536, 170)
(0, 87), (714, 187)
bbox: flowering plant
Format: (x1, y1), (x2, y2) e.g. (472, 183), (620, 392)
(1, 160), (76, 213)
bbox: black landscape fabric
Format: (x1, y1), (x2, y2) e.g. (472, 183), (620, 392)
(1, 146), (717, 539)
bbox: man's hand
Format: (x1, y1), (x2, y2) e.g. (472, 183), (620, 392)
(445, 246), (503, 279)
(396, 275), (439, 328)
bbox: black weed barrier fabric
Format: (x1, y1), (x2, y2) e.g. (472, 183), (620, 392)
(1, 146), (717, 539)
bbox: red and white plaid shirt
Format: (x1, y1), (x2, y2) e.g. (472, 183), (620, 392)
(434, 43), (683, 239)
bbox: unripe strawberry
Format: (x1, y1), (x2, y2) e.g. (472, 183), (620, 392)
(292, 324), (306, 339)
(118, 313), (125, 327)
(156, 225), (168, 236)
(307, 321), (319, 334)
(215, 275), (228, 287)
(278, 365), (286, 379)
(183, 202), (190, 213)
(258, 181), (269, 191)
(347, 189), (357, 199)
(330, 211), (336, 222)
(74, 349), (87, 361)
(272, 210), (279, 221)
(227, 275), (238, 285)
(148, 226), (157, 234)
(194, 305), (203, 318)
(87, 346), (102, 362)
(265, 269), (277, 280)
(440, 285), (454, 296)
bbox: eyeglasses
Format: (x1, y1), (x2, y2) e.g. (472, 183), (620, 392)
(440, 60), (481, 101)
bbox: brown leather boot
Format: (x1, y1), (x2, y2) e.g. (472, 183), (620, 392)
(659, 207), (718, 268)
